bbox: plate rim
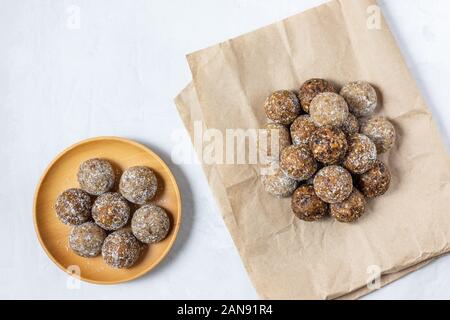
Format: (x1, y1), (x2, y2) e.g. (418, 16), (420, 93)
(33, 136), (182, 285)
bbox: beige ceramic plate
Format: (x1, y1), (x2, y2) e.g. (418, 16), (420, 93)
(33, 136), (182, 284)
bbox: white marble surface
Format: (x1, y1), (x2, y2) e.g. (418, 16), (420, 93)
(0, 0), (449, 299)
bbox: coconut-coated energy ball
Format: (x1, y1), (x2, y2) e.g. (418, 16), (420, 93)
(92, 192), (130, 231)
(264, 90), (301, 125)
(55, 188), (92, 225)
(341, 113), (360, 137)
(119, 166), (158, 205)
(343, 134), (377, 174)
(261, 123), (291, 160)
(102, 230), (141, 269)
(290, 115), (317, 146)
(132, 205), (171, 244)
(313, 165), (353, 204)
(280, 145), (318, 181)
(340, 81), (377, 117)
(360, 116), (396, 154)
(261, 166), (298, 198)
(77, 158), (115, 196)
(298, 79), (336, 113)
(309, 92), (349, 127)
(309, 126), (348, 165)
(69, 222), (106, 258)
(357, 160), (391, 198)
(291, 185), (329, 222)
(330, 189), (366, 223)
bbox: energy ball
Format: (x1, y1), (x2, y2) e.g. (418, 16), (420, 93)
(357, 160), (391, 198)
(330, 189), (366, 223)
(77, 158), (115, 196)
(92, 192), (130, 231)
(69, 222), (106, 258)
(291, 185), (329, 222)
(280, 145), (318, 181)
(119, 166), (158, 205)
(132, 205), (171, 244)
(264, 90), (301, 125)
(343, 134), (377, 174)
(313, 165), (353, 204)
(290, 115), (317, 146)
(309, 126), (348, 165)
(261, 166), (298, 198)
(298, 78), (336, 113)
(309, 92), (349, 127)
(102, 230), (141, 269)
(341, 113), (360, 137)
(261, 123), (291, 160)
(340, 81), (377, 117)
(360, 116), (396, 154)
(55, 188), (92, 225)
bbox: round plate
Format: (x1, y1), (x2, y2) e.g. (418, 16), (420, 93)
(33, 136), (182, 284)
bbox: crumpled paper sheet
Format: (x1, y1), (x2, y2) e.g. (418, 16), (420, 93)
(175, 0), (450, 299)
(175, 83), (438, 299)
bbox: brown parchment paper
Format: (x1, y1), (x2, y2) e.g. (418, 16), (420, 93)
(175, 82), (437, 300)
(175, 0), (450, 299)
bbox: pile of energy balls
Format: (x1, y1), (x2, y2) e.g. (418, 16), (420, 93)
(261, 79), (395, 223)
(54, 159), (170, 268)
